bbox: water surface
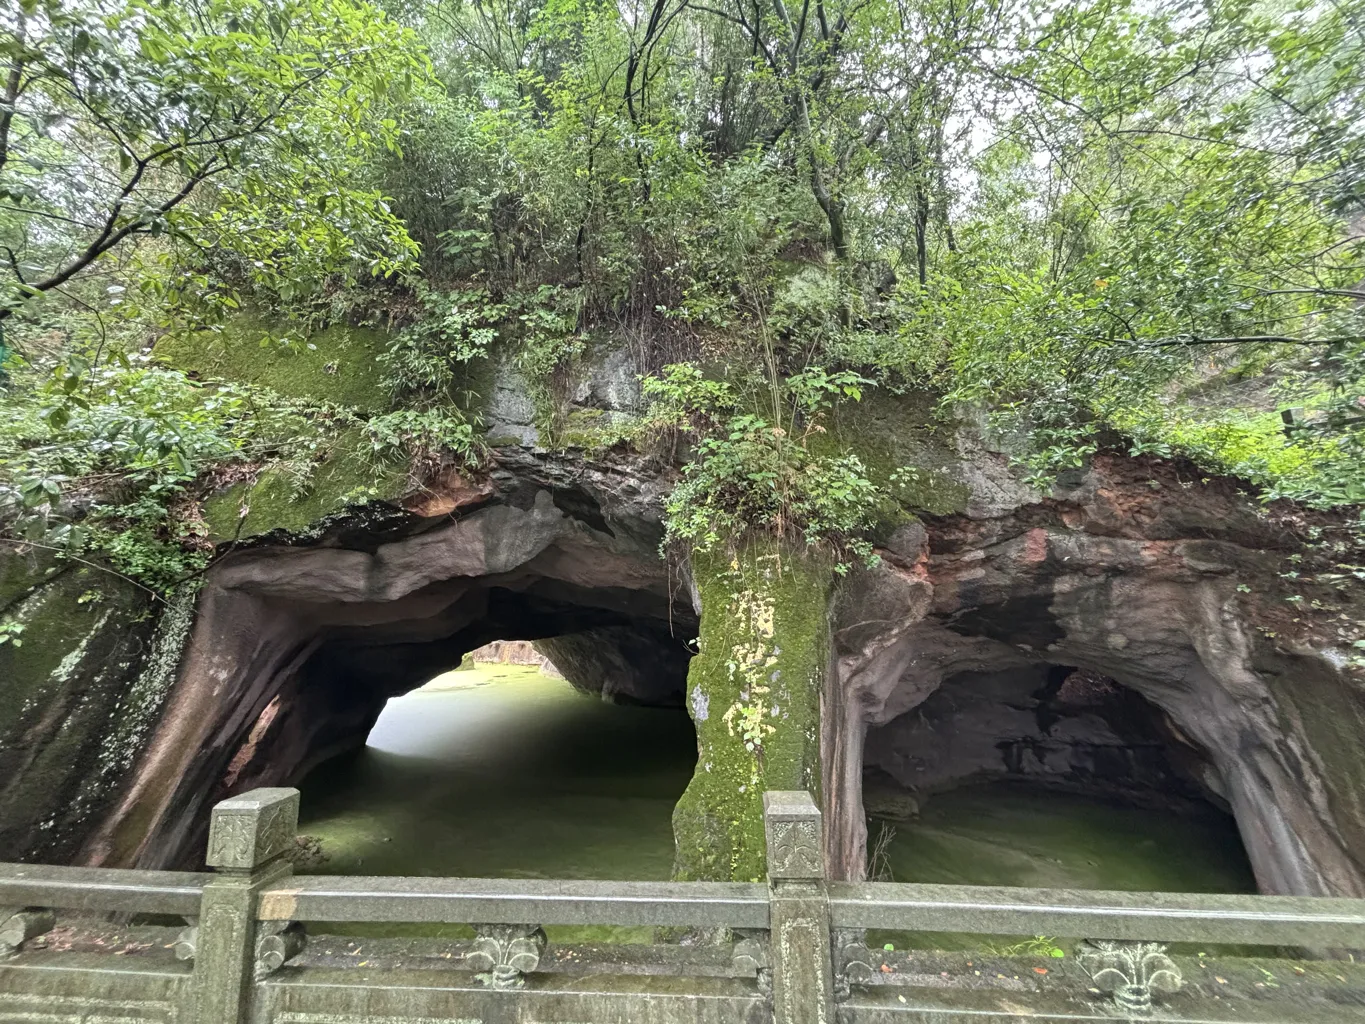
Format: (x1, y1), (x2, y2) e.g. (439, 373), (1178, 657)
(297, 668), (1257, 944)
(297, 665), (697, 882)
(878, 782), (1256, 893)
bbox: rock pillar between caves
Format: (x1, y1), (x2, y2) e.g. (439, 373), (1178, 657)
(672, 539), (833, 882)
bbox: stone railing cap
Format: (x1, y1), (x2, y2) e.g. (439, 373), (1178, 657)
(207, 788), (300, 871)
(213, 788), (300, 812)
(763, 790), (820, 820)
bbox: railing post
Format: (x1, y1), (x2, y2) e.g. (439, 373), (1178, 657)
(193, 787), (299, 1024)
(764, 791), (835, 1024)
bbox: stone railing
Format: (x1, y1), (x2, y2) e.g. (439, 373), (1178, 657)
(2, 788), (1364, 1023)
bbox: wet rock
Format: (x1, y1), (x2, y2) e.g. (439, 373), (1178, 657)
(0, 552), (164, 863)
(5, 390), (1362, 900)
(536, 625), (691, 705)
(82, 450), (699, 870)
(824, 451), (1365, 897)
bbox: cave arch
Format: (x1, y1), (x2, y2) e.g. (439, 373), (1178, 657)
(824, 515), (1365, 899)
(861, 664), (1224, 815)
(86, 490), (698, 870)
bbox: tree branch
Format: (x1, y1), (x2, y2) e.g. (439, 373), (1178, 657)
(0, 160), (226, 321)
(1152, 334), (1364, 347)
(0, 13), (25, 176)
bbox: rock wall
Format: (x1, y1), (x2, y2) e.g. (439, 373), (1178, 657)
(826, 451), (1365, 897)
(535, 625), (692, 704)
(3, 368), (1363, 900)
(81, 460), (700, 870)
(862, 666), (1217, 809)
(466, 639), (563, 676)
(672, 540), (831, 882)
(0, 552), (182, 863)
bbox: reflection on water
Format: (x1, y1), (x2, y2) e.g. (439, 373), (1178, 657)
(871, 782), (1258, 952)
(297, 665), (697, 882)
(878, 782), (1257, 894)
(299, 665), (1256, 928)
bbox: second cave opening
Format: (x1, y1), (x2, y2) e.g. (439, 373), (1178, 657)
(861, 664), (1257, 895)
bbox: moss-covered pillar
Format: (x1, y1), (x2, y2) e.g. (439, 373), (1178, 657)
(672, 538), (834, 881)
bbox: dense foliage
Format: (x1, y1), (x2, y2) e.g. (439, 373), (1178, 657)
(0, 0), (426, 323)
(1, 0), (1363, 588)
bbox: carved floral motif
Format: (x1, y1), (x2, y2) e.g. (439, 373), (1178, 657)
(1078, 940), (1183, 1017)
(207, 812), (254, 868)
(206, 792), (298, 869)
(768, 818), (822, 877)
(467, 924), (546, 990)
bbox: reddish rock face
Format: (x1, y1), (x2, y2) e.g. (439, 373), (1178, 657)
(827, 453), (1365, 897)
(399, 465), (496, 518)
(54, 441), (1365, 900)
(81, 459), (698, 872)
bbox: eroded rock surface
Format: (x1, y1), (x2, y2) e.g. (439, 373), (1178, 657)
(5, 398), (1362, 902)
(83, 457), (698, 869)
(827, 453), (1365, 897)
(536, 624), (692, 705)
(0, 553), (175, 863)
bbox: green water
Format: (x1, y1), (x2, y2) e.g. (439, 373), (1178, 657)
(297, 665), (696, 883)
(870, 782), (1256, 953)
(879, 782), (1257, 894)
(297, 668), (1256, 943)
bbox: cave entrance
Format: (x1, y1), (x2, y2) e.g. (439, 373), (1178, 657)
(860, 665), (1258, 895)
(112, 496), (711, 875)
(293, 642), (697, 882)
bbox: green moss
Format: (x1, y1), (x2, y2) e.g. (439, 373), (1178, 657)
(558, 408), (641, 452)
(202, 428), (407, 540)
(0, 566), (114, 703)
(154, 315), (393, 412)
(818, 389), (971, 521)
(0, 561), (157, 859)
(454, 346), (499, 422)
(672, 538), (832, 882)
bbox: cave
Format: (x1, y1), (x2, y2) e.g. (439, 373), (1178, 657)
(83, 487), (700, 871)
(857, 663), (1257, 890)
(822, 490), (1365, 899)
(863, 665), (1221, 812)
(35, 454), (1363, 901)
(285, 640), (699, 880)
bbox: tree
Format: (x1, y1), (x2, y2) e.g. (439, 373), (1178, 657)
(0, 0), (429, 331)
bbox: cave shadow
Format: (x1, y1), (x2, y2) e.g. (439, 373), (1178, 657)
(132, 541), (702, 872)
(860, 664), (1259, 894)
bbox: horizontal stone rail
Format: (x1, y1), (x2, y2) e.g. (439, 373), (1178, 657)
(3, 787), (1365, 1024)
(257, 875), (770, 927)
(0, 862), (209, 917)
(829, 880), (1365, 947)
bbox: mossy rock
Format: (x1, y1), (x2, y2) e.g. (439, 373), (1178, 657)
(558, 408), (640, 452)
(202, 429), (408, 541)
(154, 316), (393, 412)
(817, 389), (971, 520)
(0, 556), (161, 862)
(672, 538), (832, 882)
(0, 547), (58, 610)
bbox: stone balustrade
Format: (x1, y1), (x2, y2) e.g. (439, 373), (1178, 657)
(1, 788), (1363, 1023)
